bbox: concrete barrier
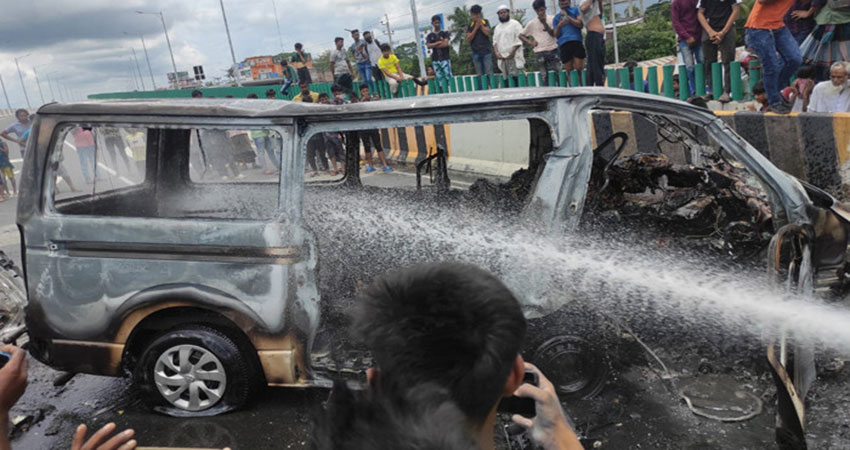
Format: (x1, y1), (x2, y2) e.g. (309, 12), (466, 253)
(378, 112), (850, 195)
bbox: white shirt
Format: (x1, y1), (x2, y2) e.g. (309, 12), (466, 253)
(364, 39), (382, 66)
(494, 19), (526, 69)
(808, 80), (850, 113)
(522, 15), (559, 53)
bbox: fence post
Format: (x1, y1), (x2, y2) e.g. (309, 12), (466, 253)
(491, 74), (500, 89)
(518, 73), (528, 87)
(748, 67), (761, 99)
(662, 65), (674, 98)
(465, 76), (473, 91)
(529, 73), (538, 87)
(679, 65), (689, 100)
(559, 70), (568, 87)
(647, 66), (659, 95)
(694, 63), (706, 96)
(581, 69), (587, 86)
(618, 67), (630, 89)
(633, 67), (644, 92)
(711, 62), (723, 100)
(570, 70), (580, 87)
(606, 68), (618, 87)
(730, 62), (743, 101)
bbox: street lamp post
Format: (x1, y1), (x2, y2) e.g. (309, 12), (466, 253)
(130, 47), (146, 91)
(32, 66), (46, 105)
(218, 0), (242, 86)
(140, 34), (157, 89)
(137, 10), (179, 84)
(0, 74), (12, 110)
(44, 72), (58, 102)
(13, 54), (31, 110)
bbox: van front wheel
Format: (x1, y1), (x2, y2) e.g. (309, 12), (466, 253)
(133, 325), (258, 416)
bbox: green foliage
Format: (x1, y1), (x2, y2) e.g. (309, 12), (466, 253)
(448, 6), (476, 76)
(313, 50), (331, 77)
(394, 42), (421, 76)
(606, 1), (676, 63)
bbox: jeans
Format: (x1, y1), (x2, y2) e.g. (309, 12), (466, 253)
(472, 52), (493, 88)
(702, 29), (736, 95)
(281, 79), (294, 96)
(535, 50), (562, 86)
(254, 136), (278, 170)
(678, 40), (703, 96)
(585, 31), (606, 86)
(357, 61), (374, 92)
(432, 60), (453, 92)
(77, 146), (96, 183)
(745, 27), (802, 106)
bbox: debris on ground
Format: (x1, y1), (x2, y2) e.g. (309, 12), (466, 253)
(679, 375), (764, 422)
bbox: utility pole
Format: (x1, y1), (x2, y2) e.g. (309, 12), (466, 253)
(381, 14), (394, 48)
(219, 0), (242, 86)
(13, 55), (31, 110)
(510, 0), (515, 13)
(130, 47), (146, 90)
(611, 0), (619, 67)
(271, 0), (284, 51)
(140, 35), (157, 89)
(551, 0), (557, 14)
(32, 66), (45, 105)
(0, 74), (11, 110)
(409, 0), (427, 78)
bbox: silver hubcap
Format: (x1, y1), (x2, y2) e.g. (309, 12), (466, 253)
(154, 344), (227, 411)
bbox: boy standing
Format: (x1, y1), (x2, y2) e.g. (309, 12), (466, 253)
(358, 85), (392, 173)
(426, 15), (453, 92)
(466, 5), (494, 88)
(698, 0), (741, 101)
(291, 43), (313, 84)
(521, 0), (561, 86)
(330, 37), (355, 95)
(554, 0), (585, 74)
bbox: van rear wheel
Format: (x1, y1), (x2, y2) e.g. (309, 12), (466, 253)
(133, 325), (259, 416)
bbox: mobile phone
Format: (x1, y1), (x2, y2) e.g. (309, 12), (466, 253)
(497, 370), (539, 417)
(0, 351), (10, 369)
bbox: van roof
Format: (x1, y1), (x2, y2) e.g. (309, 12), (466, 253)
(36, 87), (713, 123)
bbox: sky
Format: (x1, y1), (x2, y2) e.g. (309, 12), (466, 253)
(0, 0), (528, 108)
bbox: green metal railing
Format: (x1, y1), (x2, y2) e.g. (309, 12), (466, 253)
(89, 61), (763, 102)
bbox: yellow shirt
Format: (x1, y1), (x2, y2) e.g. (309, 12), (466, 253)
(292, 92), (319, 102)
(378, 54), (400, 75)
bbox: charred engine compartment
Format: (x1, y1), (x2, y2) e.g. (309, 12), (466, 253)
(582, 115), (776, 263)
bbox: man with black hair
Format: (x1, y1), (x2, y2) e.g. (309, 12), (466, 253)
(291, 43), (313, 84)
(466, 4), (494, 88)
(293, 81), (320, 103)
(426, 15), (453, 92)
(352, 262), (582, 450)
(521, 0), (561, 86)
(349, 29), (374, 92)
(363, 31), (384, 82)
(191, 89), (203, 98)
(330, 37), (355, 96)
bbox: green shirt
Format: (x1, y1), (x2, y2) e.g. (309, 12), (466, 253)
(816, 5), (850, 25)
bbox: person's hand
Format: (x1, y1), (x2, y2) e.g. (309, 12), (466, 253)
(16, 139), (25, 146)
(511, 363), (582, 450)
(686, 36), (696, 46)
(0, 346), (28, 417)
(532, 40), (539, 48)
(791, 9), (812, 19)
(71, 423), (136, 450)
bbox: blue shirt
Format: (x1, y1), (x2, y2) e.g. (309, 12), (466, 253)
(554, 7), (582, 45)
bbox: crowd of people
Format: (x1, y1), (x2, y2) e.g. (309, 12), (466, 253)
(672, 0), (850, 112)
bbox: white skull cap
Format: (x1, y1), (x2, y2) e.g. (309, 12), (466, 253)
(497, 4), (510, 11)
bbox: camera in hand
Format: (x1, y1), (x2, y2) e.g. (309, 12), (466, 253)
(497, 370), (539, 418)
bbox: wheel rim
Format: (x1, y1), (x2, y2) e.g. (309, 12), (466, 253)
(153, 344), (227, 411)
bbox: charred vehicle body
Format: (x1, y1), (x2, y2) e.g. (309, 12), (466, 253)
(15, 89), (850, 445)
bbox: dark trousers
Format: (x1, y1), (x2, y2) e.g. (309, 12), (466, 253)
(361, 130), (383, 153)
(585, 31), (605, 86)
(297, 67), (312, 85)
(306, 136), (328, 171)
(702, 28), (736, 94)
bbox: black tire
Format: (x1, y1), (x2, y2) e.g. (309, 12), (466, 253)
(133, 325), (260, 417)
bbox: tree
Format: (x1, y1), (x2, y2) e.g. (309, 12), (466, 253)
(313, 50), (331, 79)
(394, 42), (421, 76)
(448, 6), (475, 76)
(605, 1), (676, 63)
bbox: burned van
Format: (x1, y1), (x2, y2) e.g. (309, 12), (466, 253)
(16, 90), (850, 445)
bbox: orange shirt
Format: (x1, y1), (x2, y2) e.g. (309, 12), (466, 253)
(745, 0), (795, 29)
